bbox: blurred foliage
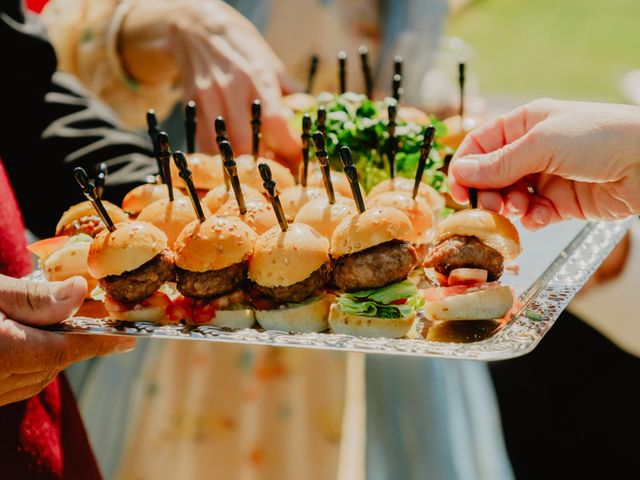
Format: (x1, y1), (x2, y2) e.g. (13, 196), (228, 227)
(447, 0), (640, 101)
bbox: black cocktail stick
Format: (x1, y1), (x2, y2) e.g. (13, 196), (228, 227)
(359, 46), (373, 98)
(306, 54), (319, 94)
(258, 162), (288, 231)
(392, 74), (402, 103)
(468, 187), (478, 209)
(312, 131), (336, 204)
(185, 101), (197, 154)
(173, 150), (206, 222)
(316, 106), (327, 139)
(394, 55), (403, 77)
(338, 146), (365, 214)
(386, 104), (398, 179)
(251, 100), (262, 161)
(73, 167), (116, 232)
(219, 141), (247, 215)
(146, 109), (163, 178)
(413, 125), (436, 199)
(338, 51), (347, 94)
(95, 162), (108, 200)
(301, 114), (312, 187)
(458, 62), (466, 120)
(157, 132), (175, 202)
(214, 116), (231, 190)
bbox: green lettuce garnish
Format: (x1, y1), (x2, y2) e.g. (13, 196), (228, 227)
(337, 281), (424, 319)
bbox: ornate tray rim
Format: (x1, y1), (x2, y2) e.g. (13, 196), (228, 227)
(39, 218), (633, 360)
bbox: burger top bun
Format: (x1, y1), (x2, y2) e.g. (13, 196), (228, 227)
(170, 153), (224, 190)
(202, 184), (265, 214)
(434, 209), (521, 261)
(331, 207), (413, 257)
(235, 155), (295, 192)
(88, 221), (168, 278)
(367, 177), (445, 214)
(122, 184), (185, 214)
(56, 201), (129, 236)
(279, 185), (326, 220)
(282, 92), (317, 113)
(217, 199), (278, 235)
(294, 197), (357, 240)
(307, 170), (364, 201)
(174, 215), (257, 272)
(137, 196), (211, 246)
(41, 241), (97, 294)
(249, 223), (330, 288)
(368, 191), (435, 245)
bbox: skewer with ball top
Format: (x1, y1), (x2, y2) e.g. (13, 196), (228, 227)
(359, 46), (374, 99)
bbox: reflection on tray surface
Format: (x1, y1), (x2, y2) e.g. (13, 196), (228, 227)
(423, 320), (503, 343)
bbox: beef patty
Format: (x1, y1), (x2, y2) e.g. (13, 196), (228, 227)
(176, 262), (248, 299)
(332, 240), (418, 292)
(424, 235), (504, 281)
(254, 262), (331, 304)
(100, 251), (174, 304)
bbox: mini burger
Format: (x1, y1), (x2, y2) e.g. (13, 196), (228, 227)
(307, 169), (365, 202)
(278, 185), (326, 220)
(137, 196), (211, 246)
(235, 154), (296, 193)
(293, 196), (357, 241)
(171, 215), (258, 328)
(202, 184), (265, 214)
(328, 207), (422, 338)
(87, 221), (175, 322)
(55, 200), (129, 237)
(422, 209), (521, 321)
(169, 152), (225, 197)
(122, 183), (184, 216)
(367, 177), (445, 218)
(248, 223), (333, 333)
(368, 191), (435, 260)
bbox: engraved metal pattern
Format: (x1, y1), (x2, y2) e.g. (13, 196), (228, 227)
(38, 219), (633, 360)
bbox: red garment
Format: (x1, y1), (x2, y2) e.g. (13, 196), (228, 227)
(25, 0), (49, 13)
(0, 159), (102, 479)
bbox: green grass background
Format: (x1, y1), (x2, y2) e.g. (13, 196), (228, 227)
(447, 0), (640, 102)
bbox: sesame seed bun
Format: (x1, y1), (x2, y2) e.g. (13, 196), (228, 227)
(235, 155), (295, 192)
(137, 196), (211, 246)
(202, 184), (265, 214)
(122, 184), (184, 215)
(331, 207), (413, 257)
(293, 197), (357, 240)
(216, 198), (278, 235)
(41, 241), (97, 294)
(368, 191), (435, 245)
(255, 294), (333, 333)
(56, 201), (129, 236)
(307, 170), (364, 201)
(368, 177), (445, 215)
(422, 284), (514, 321)
(249, 223), (330, 288)
(278, 185), (326, 220)
(174, 216), (257, 272)
(433, 209), (521, 260)
(170, 153), (225, 191)
(88, 221), (168, 278)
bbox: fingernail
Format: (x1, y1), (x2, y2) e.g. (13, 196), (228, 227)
(531, 205), (551, 227)
(452, 157), (481, 180)
(53, 277), (83, 301)
(114, 339), (136, 354)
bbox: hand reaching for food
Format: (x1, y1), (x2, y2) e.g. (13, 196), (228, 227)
(448, 99), (640, 230)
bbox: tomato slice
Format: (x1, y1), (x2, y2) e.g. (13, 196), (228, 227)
(27, 236), (69, 259)
(140, 292), (171, 309)
(390, 298), (407, 305)
(167, 296), (193, 323)
(191, 302), (217, 324)
(448, 268), (488, 286)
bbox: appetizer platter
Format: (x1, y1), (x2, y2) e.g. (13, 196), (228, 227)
(29, 55), (632, 359)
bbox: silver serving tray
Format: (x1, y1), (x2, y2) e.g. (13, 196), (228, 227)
(38, 218), (632, 360)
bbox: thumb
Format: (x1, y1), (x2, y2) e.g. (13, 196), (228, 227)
(0, 275), (87, 326)
(449, 133), (551, 190)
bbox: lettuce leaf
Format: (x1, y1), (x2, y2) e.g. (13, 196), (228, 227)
(337, 281), (424, 319)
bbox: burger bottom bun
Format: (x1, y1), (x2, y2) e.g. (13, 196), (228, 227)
(41, 242), (97, 297)
(106, 304), (171, 323)
(186, 309), (256, 330)
(328, 304), (418, 339)
(255, 294), (333, 333)
(422, 285), (514, 321)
